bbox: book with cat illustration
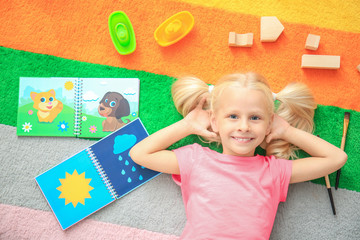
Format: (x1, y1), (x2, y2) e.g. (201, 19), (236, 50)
(35, 118), (161, 230)
(17, 77), (139, 138)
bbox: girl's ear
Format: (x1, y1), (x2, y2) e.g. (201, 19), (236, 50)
(210, 110), (219, 133)
(266, 113), (274, 135)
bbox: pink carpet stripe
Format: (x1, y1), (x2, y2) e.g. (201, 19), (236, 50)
(0, 204), (179, 239)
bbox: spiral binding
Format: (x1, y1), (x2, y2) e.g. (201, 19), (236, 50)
(73, 78), (83, 136)
(85, 148), (119, 200)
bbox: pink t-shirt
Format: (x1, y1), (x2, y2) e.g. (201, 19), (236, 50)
(172, 143), (292, 240)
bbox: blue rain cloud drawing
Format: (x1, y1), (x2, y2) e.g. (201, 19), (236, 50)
(113, 134), (137, 154)
(113, 134), (148, 186)
(111, 133), (154, 186)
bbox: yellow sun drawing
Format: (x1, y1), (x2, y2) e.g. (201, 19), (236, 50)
(64, 81), (74, 90)
(56, 169), (94, 207)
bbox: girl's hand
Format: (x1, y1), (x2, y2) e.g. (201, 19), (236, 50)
(263, 115), (346, 184)
(266, 114), (290, 143)
(183, 97), (217, 139)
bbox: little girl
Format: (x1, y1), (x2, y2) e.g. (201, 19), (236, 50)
(130, 72), (347, 239)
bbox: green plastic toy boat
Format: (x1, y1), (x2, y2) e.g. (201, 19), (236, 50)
(109, 11), (136, 55)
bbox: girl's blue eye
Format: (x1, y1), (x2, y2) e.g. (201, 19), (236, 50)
(110, 101), (116, 107)
(229, 114), (237, 119)
(49, 97), (54, 101)
(40, 97), (46, 102)
(250, 116), (260, 120)
(105, 99), (108, 103)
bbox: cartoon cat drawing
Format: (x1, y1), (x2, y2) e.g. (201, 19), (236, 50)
(30, 89), (63, 123)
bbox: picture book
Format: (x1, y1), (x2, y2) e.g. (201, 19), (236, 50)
(17, 77), (139, 138)
(35, 118), (161, 230)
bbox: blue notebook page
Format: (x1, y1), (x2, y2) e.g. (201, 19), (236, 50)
(89, 118), (161, 199)
(36, 118), (160, 230)
(35, 150), (115, 230)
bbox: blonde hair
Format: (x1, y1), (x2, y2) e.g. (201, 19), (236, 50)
(171, 72), (317, 159)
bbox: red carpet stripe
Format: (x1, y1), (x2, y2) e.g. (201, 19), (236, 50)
(0, 204), (179, 239)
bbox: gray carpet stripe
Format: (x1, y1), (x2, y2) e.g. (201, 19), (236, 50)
(1, 124), (359, 239)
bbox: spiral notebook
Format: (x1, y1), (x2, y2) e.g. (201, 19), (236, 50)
(17, 77), (139, 138)
(35, 118), (161, 230)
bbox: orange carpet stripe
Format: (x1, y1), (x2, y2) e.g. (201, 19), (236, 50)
(1, 0), (360, 111)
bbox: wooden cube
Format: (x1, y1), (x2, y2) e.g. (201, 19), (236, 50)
(305, 34), (320, 50)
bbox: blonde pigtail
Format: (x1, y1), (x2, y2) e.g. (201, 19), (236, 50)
(266, 82), (317, 159)
(171, 76), (221, 143)
(171, 76), (211, 117)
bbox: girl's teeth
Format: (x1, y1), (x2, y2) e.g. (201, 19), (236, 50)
(234, 137), (251, 141)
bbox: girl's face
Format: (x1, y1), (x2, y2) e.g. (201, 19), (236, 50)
(210, 86), (272, 157)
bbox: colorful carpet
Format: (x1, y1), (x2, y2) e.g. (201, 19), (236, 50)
(1, 0), (360, 239)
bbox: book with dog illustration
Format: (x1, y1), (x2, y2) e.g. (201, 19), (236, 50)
(17, 77), (139, 138)
(35, 118), (161, 230)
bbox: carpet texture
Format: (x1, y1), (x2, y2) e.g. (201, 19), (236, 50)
(1, 0), (360, 239)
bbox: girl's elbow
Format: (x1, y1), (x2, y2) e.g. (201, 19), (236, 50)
(333, 150), (348, 170)
(338, 151), (348, 168)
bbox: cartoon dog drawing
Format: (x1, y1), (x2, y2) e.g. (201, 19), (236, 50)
(30, 89), (63, 123)
(98, 92), (130, 132)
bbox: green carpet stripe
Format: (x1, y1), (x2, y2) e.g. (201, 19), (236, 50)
(1, 46), (359, 192)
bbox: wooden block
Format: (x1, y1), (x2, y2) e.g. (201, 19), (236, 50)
(357, 64), (360, 72)
(301, 54), (340, 69)
(305, 34), (320, 50)
(228, 32), (237, 46)
(260, 16), (284, 42)
(236, 33), (253, 47)
(229, 32), (253, 47)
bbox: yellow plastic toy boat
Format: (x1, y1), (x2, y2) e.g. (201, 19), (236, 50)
(154, 11), (194, 47)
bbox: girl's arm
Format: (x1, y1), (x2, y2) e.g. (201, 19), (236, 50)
(266, 115), (347, 184)
(130, 98), (216, 174)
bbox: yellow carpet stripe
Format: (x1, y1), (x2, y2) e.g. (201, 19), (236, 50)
(177, 0), (360, 33)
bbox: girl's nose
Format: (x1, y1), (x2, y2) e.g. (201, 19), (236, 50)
(238, 119), (250, 132)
